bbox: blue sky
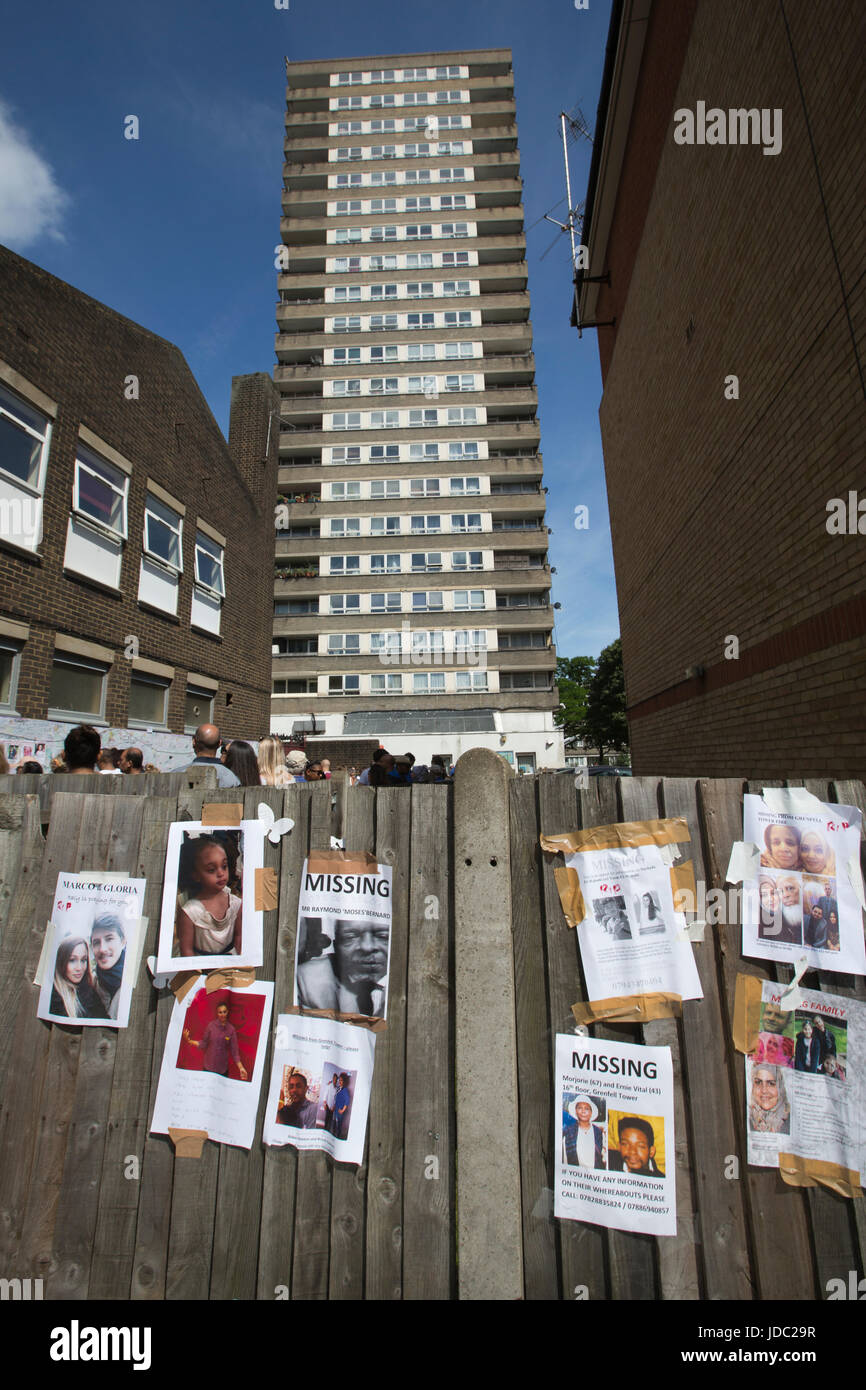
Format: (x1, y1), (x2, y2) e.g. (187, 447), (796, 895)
(1, 0), (619, 661)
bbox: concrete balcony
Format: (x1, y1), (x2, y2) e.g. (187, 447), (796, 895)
(277, 451), (545, 490)
(277, 257), (529, 298)
(274, 290), (531, 336)
(278, 387), (538, 426)
(281, 176), (523, 221)
(271, 687), (559, 714)
(282, 148), (521, 190)
(274, 350), (536, 390)
(278, 416), (540, 454)
(276, 319), (533, 365)
(279, 204), (526, 244)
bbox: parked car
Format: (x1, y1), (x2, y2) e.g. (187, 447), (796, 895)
(588, 765), (632, 777)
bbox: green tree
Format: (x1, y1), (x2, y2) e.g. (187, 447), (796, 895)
(554, 655), (595, 741)
(581, 638), (628, 760)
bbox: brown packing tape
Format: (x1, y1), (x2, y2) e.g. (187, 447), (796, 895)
(306, 849), (380, 874)
(201, 802), (243, 827)
(571, 992), (682, 1025)
(671, 859), (697, 911)
(205, 967), (257, 993)
(553, 864), (585, 929)
(540, 817), (691, 856)
(777, 1151), (862, 1200)
(284, 1003), (387, 1034)
(169, 971), (201, 1003)
(255, 865), (278, 912)
(732, 973), (763, 1055)
(168, 1127), (209, 1159)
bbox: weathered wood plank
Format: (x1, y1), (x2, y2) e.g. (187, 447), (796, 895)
(402, 783), (454, 1300)
(0, 795), (44, 1076)
(537, 773), (607, 1301)
(365, 786), (411, 1299)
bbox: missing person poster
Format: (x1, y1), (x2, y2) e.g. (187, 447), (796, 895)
(262, 1012), (376, 1165)
(156, 820), (266, 973)
(150, 981), (274, 1150)
(742, 792), (866, 975)
(746, 980), (864, 1181)
(555, 1034), (676, 1235)
(37, 874), (146, 1028)
(564, 844), (703, 1002)
(293, 851), (392, 1020)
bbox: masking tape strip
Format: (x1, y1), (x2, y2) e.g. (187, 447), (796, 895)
(671, 859), (697, 909)
(168, 1127), (209, 1159)
(255, 866), (278, 912)
(540, 817), (691, 856)
(777, 1151), (862, 1199)
(205, 967), (257, 993)
(307, 849), (379, 874)
(733, 973), (763, 1055)
(571, 992), (682, 1025)
(726, 841), (761, 884)
(677, 920), (706, 943)
(553, 864), (585, 929)
(779, 955), (809, 1012)
(169, 970), (201, 1003)
(284, 1004), (387, 1034)
(201, 802), (243, 827)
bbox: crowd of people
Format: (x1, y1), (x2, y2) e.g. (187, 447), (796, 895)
(0, 726), (456, 788)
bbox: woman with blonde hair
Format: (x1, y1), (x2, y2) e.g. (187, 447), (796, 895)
(50, 936), (108, 1020)
(258, 735), (292, 788)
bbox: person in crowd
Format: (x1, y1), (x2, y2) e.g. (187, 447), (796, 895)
(49, 936), (108, 1020)
(799, 830), (835, 876)
(320, 758), (332, 780)
(258, 735), (292, 787)
(223, 739), (261, 787)
(804, 903), (829, 950)
(183, 724), (241, 788)
(97, 748), (122, 774)
(50, 753), (67, 773)
(0, 745), (8, 774)
(184, 1000), (248, 1080)
(368, 754), (395, 787)
(91, 915), (127, 1019)
(347, 766), (358, 786)
(794, 1019), (822, 1073)
(333, 1073), (352, 1140)
(761, 824), (801, 871)
(285, 749), (308, 782)
(143, 762), (160, 773)
(304, 760), (325, 781)
(277, 1069), (317, 1127)
(176, 834), (242, 957)
(17, 760), (43, 774)
(64, 724), (101, 775)
(358, 748), (391, 785)
(410, 763), (430, 783)
(119, 747), (144, 774)
(562, 1095), (607, 1169)
(297, 917), (389, 1018)
(748, 1063), (791, 1133)
(607, 1117), (665, 1176)
(219, 741), (232, 763)
(388, 755), (413, 785)
(429, 756), (450, 783)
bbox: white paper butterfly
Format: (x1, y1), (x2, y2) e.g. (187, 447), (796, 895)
(258, 803), (295, 844)
(330, 837), (345, 850)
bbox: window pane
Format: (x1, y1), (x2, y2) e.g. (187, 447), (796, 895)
(0, 649), (13, 706)
(129, 677), (167, 724)
(145, 512), (180, 567)
(48, 660), (103, 716)
(0, 412), (43, 485)
(76, 457), (125, 532)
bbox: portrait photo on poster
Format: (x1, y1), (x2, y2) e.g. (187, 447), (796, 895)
(37, 873), (146, 1029)
(150, 981), (274, 1150)
(293, 857), (393, 1020)
(263, 1012), (375, 1165)
(156, 820), (265, 972)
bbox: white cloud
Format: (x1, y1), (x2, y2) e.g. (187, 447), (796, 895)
(0, 98), (70, 246)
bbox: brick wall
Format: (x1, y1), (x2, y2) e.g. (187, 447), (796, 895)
(0, 247), (277, 738)
(593, 0), (865, 777)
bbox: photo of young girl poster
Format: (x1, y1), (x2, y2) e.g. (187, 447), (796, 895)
(156, 821), (266, 972)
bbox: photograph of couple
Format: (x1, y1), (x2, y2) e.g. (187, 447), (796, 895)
(45, 915), (130, 1023)
(276, 1063), (356, 1138)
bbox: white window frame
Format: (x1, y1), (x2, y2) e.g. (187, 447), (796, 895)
(47, 654), (109, 724)
(143, 493), (183, 572)
(0, 639), (22, 714)
(194, 531), (225, 598)
(73, 446), (128, 539)
(0, 381), (51, 495)
(128, 673), (170, 729)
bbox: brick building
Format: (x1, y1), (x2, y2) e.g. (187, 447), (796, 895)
(273, 49), (562, 771)
(0, 246), (278, 739)
(575, 0), (865, 778)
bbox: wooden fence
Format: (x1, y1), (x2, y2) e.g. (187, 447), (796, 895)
(0, 755), (863, 1299)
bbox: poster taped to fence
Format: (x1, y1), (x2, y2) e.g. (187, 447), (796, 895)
(262, 1012), (376, 1165)
(151, 981), (273, 1150)
(294, 853), (393, 1020)
(564, 844), (703, 1003)
(742, 792), (865, 975)
(746, 979), (864, 1183)
(555, 1034), (677, 1235)
(38, 874), (146, 1028)
(156, 820), (266, 973)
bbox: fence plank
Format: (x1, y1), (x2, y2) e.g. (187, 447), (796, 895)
(0, 795), (44, 1076)
(403, 783), (455, 1300)
(537, 773), (607, 1301)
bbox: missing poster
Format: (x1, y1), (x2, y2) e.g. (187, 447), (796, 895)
(746, 980), (863, 1181)
(156, 820), (266, 972)
(262, 1012), (376, 1165)
(37, 874), (146, 1028)
(742, 793), (865, 975)
(564, 843), (702, 1002)
(294, 853), (392, 1020)
(150, 981), (273, 1150)
(555, 1034), (676, 1235)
